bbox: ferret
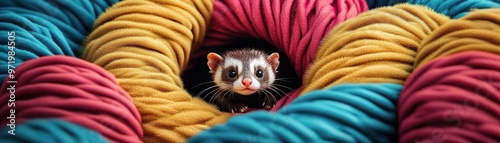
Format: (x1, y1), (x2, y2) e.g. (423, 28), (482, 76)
(204, 48), (281, 113)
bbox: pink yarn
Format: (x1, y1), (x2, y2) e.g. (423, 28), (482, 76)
(197, 0), (368, 78)
(0, 56), (143, 143)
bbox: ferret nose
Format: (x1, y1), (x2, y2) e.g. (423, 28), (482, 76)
(242, 78), (252, 87)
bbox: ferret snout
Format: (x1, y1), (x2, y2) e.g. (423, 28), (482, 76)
(242, 78), (252, 87)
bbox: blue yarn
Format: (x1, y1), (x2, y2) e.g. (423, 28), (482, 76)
(189, 83), (402, 143)
(0, 0), (119, 81)
(408, 0), (500, 19)
(0, 119), (108, 143)
(365, 0), (407, 9)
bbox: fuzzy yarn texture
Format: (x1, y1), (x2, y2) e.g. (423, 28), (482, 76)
(399, 51), (500, 143)
(302, 4), (451, 94)
(83, 0), (369, 142)
(365, 0), (405, 9)
(414, 8), (500, 68)
(399, 9), (500, 142)
(0, 119), (109, 143)
(185, 0), (368, 112)
(407, 0), (500, 19)
(82, 0), (233, 142)
(366, 0), (500, 19)
(0, 0), (118, 81)
(189, 83), (402, 143)
(0, 56), (142, 143)
(193, 0), (368, 78)
(1, 0), (499, 142)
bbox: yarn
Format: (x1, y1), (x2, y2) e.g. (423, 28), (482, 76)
(414, 8), (500, 68)
(365, 0), (406, 9)
(399, 9), (500, 142)
(398, 51), (500, 143)
(0, 0), (118, 81)
(189, 83), (402, 143)
(184, 0), (368, 114)
(0, 55), (143, 143)
(302, 4), (451, 94)
(194, 0), (368, 78)
(81, 0), (232, 142)
(408, 0), (500, 19)
(0, 119), (108, 143)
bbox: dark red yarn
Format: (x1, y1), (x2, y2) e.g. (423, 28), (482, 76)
(398, 51), (500, 143)
(0, 56), (143, 143)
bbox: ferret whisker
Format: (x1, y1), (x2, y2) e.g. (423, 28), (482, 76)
(230, 91), (235, 101)
(267, 86), (287, 96)
(207, 88), (225, 103)
(272, 84), (294, 91)
(209, 88), (227, 104)
(273, 78), (294, 83)
(269, 86), (290, 98)
(265, 86), (280, 95)
(268, 89), (278, 103)
(207, 88), (220, 104)
(258, 89), (269, 103)
(190, 81), (216, 90)
(261, 88), (277, 103)
(196, 85), (219, 99)
(220, 90), (231, 106)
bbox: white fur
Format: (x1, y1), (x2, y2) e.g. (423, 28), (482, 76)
(224, 57), (243, 73)
(232, 57), (271, 95)
(214, 56), (276, 95)
(213, 66), (229, 89)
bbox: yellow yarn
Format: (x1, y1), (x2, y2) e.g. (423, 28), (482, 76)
(302, 4), (451, 94)
(415, 8), (500, 68)
(82, 0), (231, 142)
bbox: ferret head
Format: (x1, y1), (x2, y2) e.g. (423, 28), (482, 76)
(207, 49), (280, 95)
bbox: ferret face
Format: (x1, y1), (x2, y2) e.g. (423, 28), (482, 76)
(207, 49), (280, 95)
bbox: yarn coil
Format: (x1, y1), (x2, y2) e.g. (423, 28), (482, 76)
(399, 51), (500, 143)
(302, 4), (451, 94)
(190, 83), (402, 143)
(0, 0), (118, 80)
(0, 55), (143, 143)
(0, 119), (109, 143)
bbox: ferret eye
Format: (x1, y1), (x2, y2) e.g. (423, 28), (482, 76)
(227, 69), (237, 78)
(256, 69), (264, 78)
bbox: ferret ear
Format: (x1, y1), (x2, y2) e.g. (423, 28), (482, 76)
(207, 52), (223, 73)
(267, 52), (280, 72)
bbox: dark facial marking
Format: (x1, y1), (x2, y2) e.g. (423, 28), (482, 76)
(221, 66), (238, 85)
(218, 48), (276, 89)
(227, 69), (237, 78)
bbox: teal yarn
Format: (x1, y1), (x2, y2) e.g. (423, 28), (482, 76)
(365, 0), (406, 9)
(408, 0), (500, 19)
(189, 83), (402, 143)
(0, 0), (118, 81)
(365, 0), (500, 19)
(0, 119), (108, 143)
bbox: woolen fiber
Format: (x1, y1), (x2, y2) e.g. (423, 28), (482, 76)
(189, 83), (402, 143)
(365, 0), (405, 9)
(194, 0), (368, 77)
(82, 0), (232, 142)
(398, 51), (500, 143)
(0, 56), (142, 143)
(408, 0), (500, 19)
(0, 0), (118, 80)
(414, 8), (500, 69)
(302, 4), (451, 94)
(0, 119), (108, 143)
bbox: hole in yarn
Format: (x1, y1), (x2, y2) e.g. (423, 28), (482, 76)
(182, 38), (301, 112)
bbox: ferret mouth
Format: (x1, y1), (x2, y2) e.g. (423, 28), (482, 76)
(235, 88), (257, 95)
